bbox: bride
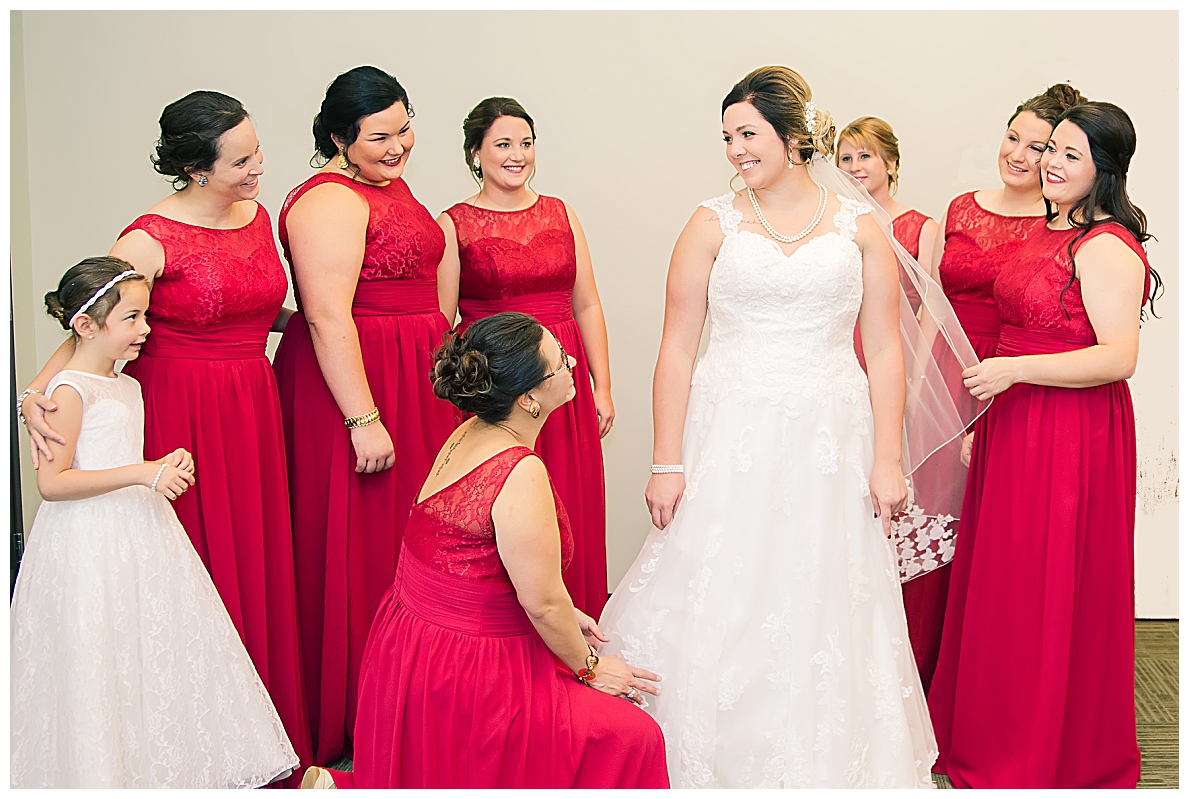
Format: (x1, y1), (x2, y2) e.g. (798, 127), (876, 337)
(598, 66), (981, 788)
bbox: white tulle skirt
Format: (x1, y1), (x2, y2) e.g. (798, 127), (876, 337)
(10, 485), (299, 788)
(600, 381), (937, 788)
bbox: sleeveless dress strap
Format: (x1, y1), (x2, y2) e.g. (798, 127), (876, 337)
(700, 193), (742, 237)
(832, 195), (872, 242)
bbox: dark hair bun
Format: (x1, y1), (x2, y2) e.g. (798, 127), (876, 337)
(151, 91), (249, 191)
(430, 313), (548, 424)
(1011, 82), (1087, 128)
(312, 66), (412, 166)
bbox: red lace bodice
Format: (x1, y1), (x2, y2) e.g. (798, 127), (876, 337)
(277, 174), (445, 306)
(937, 192), (1047, 305)
(994, 223), (1152, 340)
(892, 209), (929, 260)
(403, 446), (574, 582)
(119, 204), (287, 329)
(445, 195), (577, 300)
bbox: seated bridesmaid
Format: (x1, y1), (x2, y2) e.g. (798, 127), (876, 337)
(302, 312), (668, 789)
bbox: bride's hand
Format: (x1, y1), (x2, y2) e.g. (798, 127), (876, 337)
(574, 608), (609, 648)
(870, 460), (908, 537)
(645, 472), (685, 530)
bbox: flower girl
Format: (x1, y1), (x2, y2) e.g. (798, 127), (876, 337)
(10, 257), (299, 788)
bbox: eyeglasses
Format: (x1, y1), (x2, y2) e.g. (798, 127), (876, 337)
(541, 336), (574, 381)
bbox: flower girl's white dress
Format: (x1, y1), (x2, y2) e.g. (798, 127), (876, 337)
(10, 370), (299, 788)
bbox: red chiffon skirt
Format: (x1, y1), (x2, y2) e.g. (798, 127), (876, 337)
(928, 324), (1141, 788)
(460, 290), (608, 617)
(121, 321), (313, 787)
(902, 298), (1002, 694)
(332, 548), (668, 788)
(273, 279), (457, 764)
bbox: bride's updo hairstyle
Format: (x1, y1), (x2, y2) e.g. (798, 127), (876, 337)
(152, 91), (249, 191)
(311, 66), (413, 168)
(431, 312), (549, 424)
(1010, 82), (1087, 128)
(722, 66), (837, 163)
(45, 256), (147, 334)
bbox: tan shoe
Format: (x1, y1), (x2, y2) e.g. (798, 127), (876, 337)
(300, 766), (338, 789)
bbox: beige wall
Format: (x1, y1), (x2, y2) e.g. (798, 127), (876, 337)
(11, 10), (1178, 616)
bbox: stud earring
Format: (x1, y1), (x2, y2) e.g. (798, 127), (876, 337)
(337, 150), (349, 170)
(529, 400), (541, 419)
(196, 175), (208, 187)
(472, 155), (481, 170)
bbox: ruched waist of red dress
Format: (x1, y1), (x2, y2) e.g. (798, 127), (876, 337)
(950, 299), (1002, 340)
(396, 546), (537, 637)
(351, 278), (441, 317)
(459, 290), (574, 328)
(141, 321), (268, 359)
(996, 323), (1096, 356)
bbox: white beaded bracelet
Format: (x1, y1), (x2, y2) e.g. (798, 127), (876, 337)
(150, 463), (168, 493)
(650, 464), (684, 474)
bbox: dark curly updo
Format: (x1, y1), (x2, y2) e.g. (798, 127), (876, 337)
(1009, 82), (1086, 128)
(431, 313), (548, 424)
(312, 66), (412, 167)
(45, 256), (147, 333)
(152, 91), (249, 190)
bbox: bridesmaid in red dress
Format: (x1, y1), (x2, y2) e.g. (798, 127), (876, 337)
(272, 66), (456, 765)
(929, 102), (1159, 788)
(437, 97), (614, 618)
(302, 313), (667, 789)
(18, 91), (312, 787)
(901, 84), (1086, 695)
(836, 115), (940, 358)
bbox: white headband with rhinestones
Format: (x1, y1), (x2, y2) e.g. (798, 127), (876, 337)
(805, 102), (818, 135)
(68, 270), (140, 328)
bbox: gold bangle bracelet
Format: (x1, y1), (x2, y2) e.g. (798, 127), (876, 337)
(344, 407), (380, 429)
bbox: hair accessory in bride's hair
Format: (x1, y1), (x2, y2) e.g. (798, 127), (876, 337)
(804, 102), (818, 135)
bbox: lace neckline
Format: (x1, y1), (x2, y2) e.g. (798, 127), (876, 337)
(460, 193), (544, 215)
(139, 202), (260, 232)
(969, 191), (1045, 220)
(414, 445), (533, 506)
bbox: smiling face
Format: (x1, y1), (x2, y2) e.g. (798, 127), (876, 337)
(998, 110), (1052, 191)
(1041, 119), (1097, 209)
(191, 118), (263, 201)
(339, 101), (415, 183)
(837, 138), (892, 199)
(723, 101), (794, 190)
(474, 115), (535, 191)
(83, 281), (151, 362)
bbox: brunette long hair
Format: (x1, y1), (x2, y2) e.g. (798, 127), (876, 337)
(1047, 102), (1161, 320)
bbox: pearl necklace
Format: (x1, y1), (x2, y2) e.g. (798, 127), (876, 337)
(747, 183), (827, 244)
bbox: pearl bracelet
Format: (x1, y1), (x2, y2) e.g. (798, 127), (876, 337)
(16, 389), (41, 425)
(650, 464), (683, 474)
(150, 463), (168, 493)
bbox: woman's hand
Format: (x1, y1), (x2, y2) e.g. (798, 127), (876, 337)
(870, 460), (908, 537)
(962, 357), (1020, 401)
(959, 432), (975, 468)
(645, 472), (685, 530)
(587, 653), (661, 705)
(162, 447), (195, 474)
(23, 392), (66, 468)
(350, 422), (395, 474)
(594, 388), (615, 438)
(574, 608), (610, 649)
(146, 461), (196, 501)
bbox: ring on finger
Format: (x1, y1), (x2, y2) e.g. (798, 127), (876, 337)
(624, 687), (639, 702)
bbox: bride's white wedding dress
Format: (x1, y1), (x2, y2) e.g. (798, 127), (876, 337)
(599, 193), (937, 788)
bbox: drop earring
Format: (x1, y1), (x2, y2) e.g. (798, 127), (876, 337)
(337, 150), (349, 170)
